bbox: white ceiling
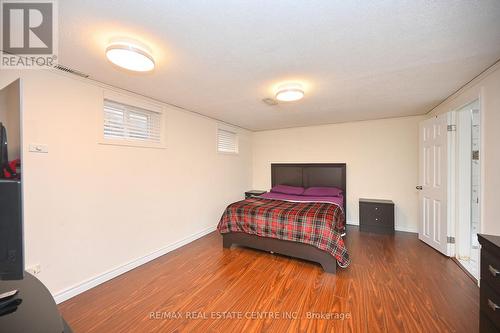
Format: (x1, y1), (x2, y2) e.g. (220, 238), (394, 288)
(59, 1), (500, 131)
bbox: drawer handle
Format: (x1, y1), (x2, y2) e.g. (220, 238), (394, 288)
(375, 218), (379, 222)
(375, 207), (379, 210)
(489, 265), (500, 277)
(488, 299), (500, 311)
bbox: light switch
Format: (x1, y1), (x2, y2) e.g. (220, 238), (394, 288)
(29, 144), (48, 153)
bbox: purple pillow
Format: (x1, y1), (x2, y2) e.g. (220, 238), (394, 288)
(303, 186), (343, 197)
(270, 185), (305, 195)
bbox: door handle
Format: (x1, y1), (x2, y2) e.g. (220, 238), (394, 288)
(489, 265), (500, 277)
(488, 299), (500, 311)
(416, 186), (423, 190)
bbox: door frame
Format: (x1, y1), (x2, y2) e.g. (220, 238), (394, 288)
(447, 97), (483, 261)
(447, 111), (457, 257)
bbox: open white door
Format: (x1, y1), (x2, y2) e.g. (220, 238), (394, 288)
(418, 114), (449, 255)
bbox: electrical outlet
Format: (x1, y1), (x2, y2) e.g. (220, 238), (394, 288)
(29, 144), (48, 153)
(26, 264), (41, 275)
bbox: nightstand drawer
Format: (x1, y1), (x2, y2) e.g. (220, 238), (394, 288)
(481, 250), (500, 295)
(480, 312), (499, 333)
(361, 203), (388, 216)
(360, 214), (391, 227)
(480, 282), (500, 329)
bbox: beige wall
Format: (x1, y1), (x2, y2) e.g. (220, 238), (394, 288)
(0, 69), (252, 298)
(252, 116), (423, 232)
(428, 62), (500, 235)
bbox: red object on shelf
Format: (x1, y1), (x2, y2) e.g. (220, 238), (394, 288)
(3, 158), (20, 179)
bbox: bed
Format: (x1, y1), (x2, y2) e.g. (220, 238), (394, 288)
(217, 163), (349, 273)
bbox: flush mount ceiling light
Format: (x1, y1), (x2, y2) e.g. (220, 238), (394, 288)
(275, 83), (305, 102)
(106, 42), (155, 72)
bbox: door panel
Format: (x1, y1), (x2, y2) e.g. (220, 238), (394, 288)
(423, 197), (430, 237)
(434, 199), (441, 243)
(419, 115), (448, 255)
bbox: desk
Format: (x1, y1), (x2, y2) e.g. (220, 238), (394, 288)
(0, 272), (71, 333)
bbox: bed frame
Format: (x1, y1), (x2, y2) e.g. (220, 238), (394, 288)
(222, 163), (347, 273)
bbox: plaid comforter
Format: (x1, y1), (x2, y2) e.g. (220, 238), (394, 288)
(217, 197), (350, 267)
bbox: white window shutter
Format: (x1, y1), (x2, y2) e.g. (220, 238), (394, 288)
(103, 99), (162, 144)
(217, 128), (238, 153)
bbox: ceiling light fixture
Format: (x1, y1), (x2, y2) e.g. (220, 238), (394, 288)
(275, 83), (305, 102)
(106, 42), (155, 72)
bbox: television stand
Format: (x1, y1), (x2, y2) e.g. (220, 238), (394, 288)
(0, 272), (72, 332)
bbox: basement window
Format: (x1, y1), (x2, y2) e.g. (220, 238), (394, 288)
(102, 98), (165, 148)
(217, 128), (238, 154)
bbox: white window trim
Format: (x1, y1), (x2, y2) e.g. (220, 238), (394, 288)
(216, 125), (239, 155)
(99, 90), (167, 149)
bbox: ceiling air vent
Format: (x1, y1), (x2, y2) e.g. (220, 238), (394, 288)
(53, 64), (89, 78)
(262, 98), (278, 106)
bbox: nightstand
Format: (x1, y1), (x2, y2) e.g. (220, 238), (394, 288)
(245, 190), (267, 199)
(359, 198), (395, 234)
(478, 234), (500, 333)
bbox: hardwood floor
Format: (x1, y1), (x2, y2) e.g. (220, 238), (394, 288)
(59, 226), (479, 332)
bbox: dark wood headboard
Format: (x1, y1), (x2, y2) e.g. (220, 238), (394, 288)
(271, 163), (347, 212)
